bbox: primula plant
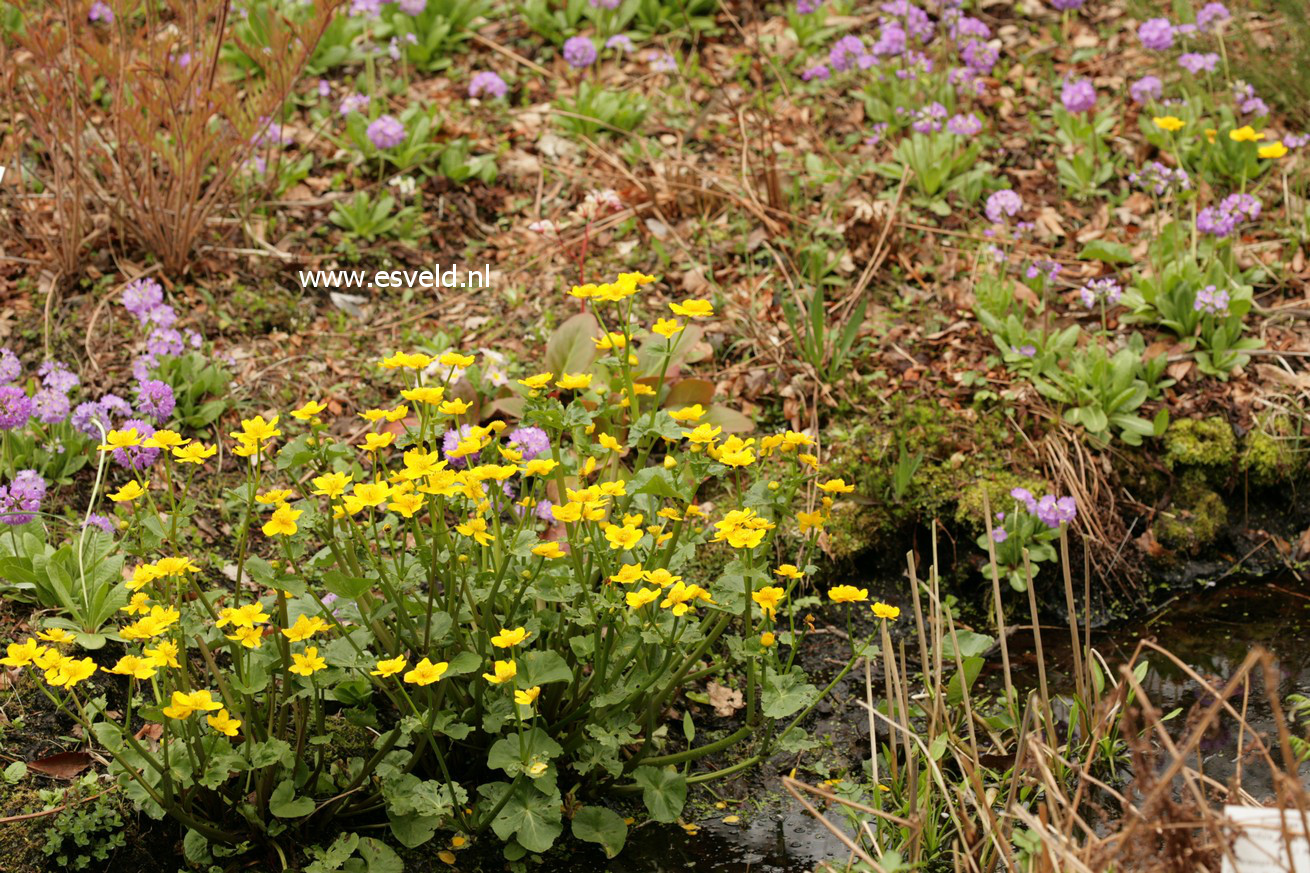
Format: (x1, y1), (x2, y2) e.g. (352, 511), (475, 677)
(3, 275), (858, 862)
(978, 487), (1076, 592)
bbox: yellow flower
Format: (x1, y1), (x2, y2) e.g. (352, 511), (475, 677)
(402, 386), (446, 405)
(490, 627), (530, 648)
(404, 657), (450, 685)
(482, 659), (517, 684)
(371, 656), (407, 677)
(828, 585), (868, 603)
(256, 489), (294, 506)
(760, 631), (776, 648)
(712, 435), (756, 467)
(108, 481), (147, 503)
(644, 568), (681, 588)
(1229, 125), (1264, 142)
(817, 478), (855, 494)
(456, 516), (494, 546)
(517, 372), (553, 391)
(121, 592), (151, 616)
(358, 431), (396, 453)
(233, 415), (281, 443)
(514, 686), (542, 707)
(872, 602), (901, 621)
(610, 563), (644, 585)
(108, 654), (157, 680)
(597, 433), (623, 453)
(173, 443), (217, 464)
(1259, 141), (1288, 159)
(439, 351), (476, 369)
(207, 708), (242, 737)
(380, 352), (434, 370)
(752, 586), (786, 620)
(1205, 128), (1218, 144)
(1152, 116), (1185, 132)
(667, 405), (705, 423)
(289, 646), (328, 676)
(532, 541), (566, 559)
(37, 628), (76, 644)
(389, 492), (425, 518)
(227, 626), (265, 649)
(155, 556), (199, 576)
(652, 318), (684, 339)
(438, 398), (471, 416)
(98, 428), (142, 452)
(282, 613), (329, 642)
(144, 640), (180, 668)
(162, 689), (223, 719)
(555, 373), (593, 391)
(45, 656), (98, 688)
(659, 581), (713, 616)
(593, 331), (627, 351)
(262, 504), (303, 537)
(311, 471), (353, 498)
(669, 299), (714, 318)
(774, 564), (804, 580)
(522, 459), (558, 478)
(682, 423), (722, 445)
(797, 510), (826, 533)
(604, 524), (643, 551)
(1, 639), (42, 667)
(216, 602), (269, 629)
(625, 587), (660, 609)
(291, 400), (327, 420)
(143, 430), (188, 450)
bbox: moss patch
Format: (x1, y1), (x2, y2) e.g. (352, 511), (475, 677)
(1153, 471), (1228, 554)
(1163, 417), (1237, 471)
(1239, 414), (1303, 487)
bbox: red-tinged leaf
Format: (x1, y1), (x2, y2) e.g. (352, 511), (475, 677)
(662, 379), (715, 408)
(702, 405), (755, 434)
(28, 751), (92, 779)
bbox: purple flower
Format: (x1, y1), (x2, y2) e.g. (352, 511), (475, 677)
(468, 71), (508, 99)
(947, 113), (982, 136)
(1179, 52), (1219, 74)
(953, 16), (991, 39)
(366, 115), (406, 150)
(606, 35), (634, 51)
(507, 426), (550, 461)
(912, 102), (947, 134)
(1080, 278), (1123, 308)
(1138, 17), (1174, 51)
(123, 278), (165, 324)
(0, 349), (20, 385)
(1197, 206), (1237, 237)
(0, 470), (46, 525)
(397, 0), (427, 13)
(829, 35), (868, 72)
(535, 500), (556, 523)
(562, 36), (598, 68)
(1010, 487), (1037, 513)
(1061, 77), (1096, 114)
(1015, 344), (1037, 358)
(1196, 2), (1229, 31)
(0, 386), (33, 431)
(872, 21), (908, 57)
(1129, 161), (1191, 195)
(317, 79), (331, 98)
(647, 51), (677, 73)
(960, 39), (997, 74)
(590, 0), (621, 7)
(135, 379), (176, 423)
(88, 1), (113, 22)
(351, 0), (382, 16)
(32, 389), (70, 425)
(38, 361), (79, 394)
(985, 188), (1023, 224)
(801, 64), (831, 81)
(112, 418), (159, 471)
(1035, 494), (1076, 528)
(1129, 75), (1163, 105)
(83, 513), (116, 536)
(1194, 284), (1231, 317)
(990, 526), (1008, 543)
(1285, 133), (1310, 149)
(339, 93), (370, 116)
(797, 0), (821, 13)
(1051, 0), (1085, 9)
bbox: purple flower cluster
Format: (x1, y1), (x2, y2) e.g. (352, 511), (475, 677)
(985, 188), (1023, 224)
(1232, 82), (1269, 118)
(72, 393), (132, 439)
(1080, 278), (1123, 308)
(606, 35), (634, 52)
(121, 278), (201, 380)
(1194, 285), (1231, 317)
(113, 418), (159, 472)
(339, 93), (370, 116)
(366, 115), (406, 150)
(1011, 487), (1077, 528)
(1179, 52), (1220, 75)
(797, 0), (821, 13)
(1050, 0), (1085, 9)
(468, 71), (508, 99)
(135, 379), (176, 423)
(830, 35), (870, 72)
(1060, 78), (1096, 114)
(397, 0), (426, 13)
(1196, 2), (1229, 31)
(442, 424), (475, 468)
(563, 36), (597, 68)
(1197, 192), (1261, 238)
(1129, 75), (1163, 105)
(1025, 260), (1062, 283)
(87, 1), (112, 22)
(1138, 17), (1174, 51)
(507, 426), (550, 461)
(1129, 161), (1191, 195)
(947, 112), (982, 136)
(912, 102), (947, 133)
(801, 64), (831, 82)
(0, 470), (45, 526)
(0, 386), (34, 431)
(83, 513), (116, 536)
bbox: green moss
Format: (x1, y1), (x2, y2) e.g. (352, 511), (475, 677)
(1239, 415), (1303, 486)
(1163, 417), (1237, 470)
(1153, 471), (1228, 553)
(953, 472), (1050, 531)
